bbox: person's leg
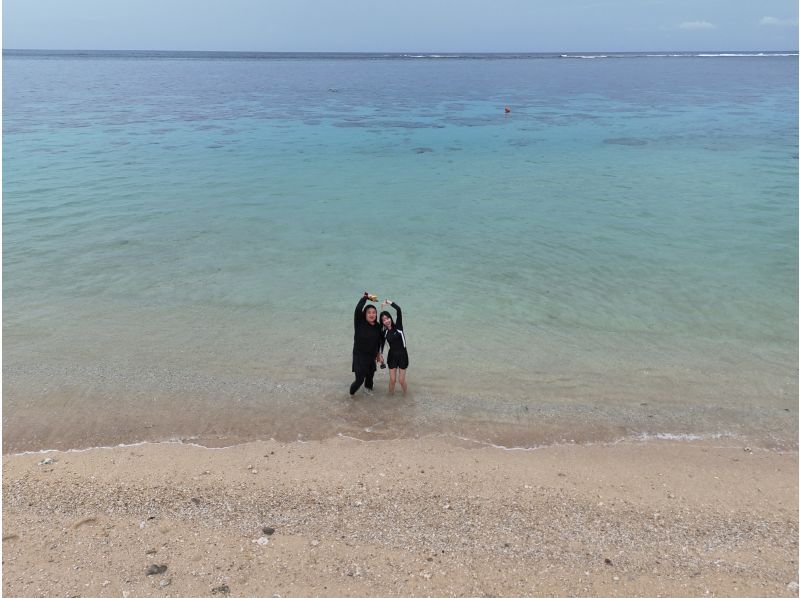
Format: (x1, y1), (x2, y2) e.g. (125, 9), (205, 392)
(350, 373), (365, 395)
(364, 370), (375, 391)
(398, 368), (407, 395)
(388, 368), (397, 395)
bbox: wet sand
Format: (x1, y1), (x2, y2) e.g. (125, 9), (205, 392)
(4, 436), (798, 596)
(4, 362), (797, 454)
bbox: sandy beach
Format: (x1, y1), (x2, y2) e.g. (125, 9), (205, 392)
(3, 436), (797, 597)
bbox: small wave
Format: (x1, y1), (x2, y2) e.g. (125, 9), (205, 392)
(9, 429), (760, 457)
(12, 440), (166, 456)
(560, 52), (797, 59)
(401, 54), (464, 59)
(8, 437), (260, 456)
(695, 52), (798, 57)
(643, 52), (798, 58)
(632, 432), (734, 442)
(454, 436), (548, 451)
(452, 430), (744, 451)
(337, 433), (367, 442)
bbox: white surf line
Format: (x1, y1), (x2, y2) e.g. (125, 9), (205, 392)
(336, 433), (368, 442)
(9, 430), (791, 458)
(449, 430), (765, 453)
(9, 437), (282, 457)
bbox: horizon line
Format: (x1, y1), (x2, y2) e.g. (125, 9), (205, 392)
(4, 48), (798, 54)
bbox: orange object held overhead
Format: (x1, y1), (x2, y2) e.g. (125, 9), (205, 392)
(504, 106), (511, 113)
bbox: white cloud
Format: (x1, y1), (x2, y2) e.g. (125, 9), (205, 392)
(678, 21), (716, 30)
(759, 16), (797, 27)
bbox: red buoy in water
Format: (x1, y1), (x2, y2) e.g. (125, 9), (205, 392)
(504, 106), (511, 113)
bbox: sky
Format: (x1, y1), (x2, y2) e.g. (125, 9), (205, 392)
(3, 0), (798, 52)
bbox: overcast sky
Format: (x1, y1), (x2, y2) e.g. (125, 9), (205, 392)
(4, 0), (798, 52)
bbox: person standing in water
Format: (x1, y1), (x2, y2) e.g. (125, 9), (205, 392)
(350, 291), (383, 396)
(379, 299), (409, 395)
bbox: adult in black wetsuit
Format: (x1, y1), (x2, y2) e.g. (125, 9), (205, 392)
(350, 292), (383, 396)
(379, 299), (409, 395)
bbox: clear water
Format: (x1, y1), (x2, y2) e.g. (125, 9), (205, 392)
(4, 51), (797, 452)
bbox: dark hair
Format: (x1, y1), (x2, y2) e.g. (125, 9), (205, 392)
(379, 310), (394, 329)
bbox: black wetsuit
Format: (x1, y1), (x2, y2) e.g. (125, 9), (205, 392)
(381, 301), (410, 370)
(350, 295), (382, 395)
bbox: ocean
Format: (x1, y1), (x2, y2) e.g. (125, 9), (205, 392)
(3, 50), (797, 452)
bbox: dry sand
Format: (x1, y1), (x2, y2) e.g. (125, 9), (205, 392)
(3, 436), (798, 597)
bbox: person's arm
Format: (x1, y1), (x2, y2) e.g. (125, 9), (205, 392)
(354, 293), (368, 328)
(391, 301), (403, 330)
(379, 327), (387, 360)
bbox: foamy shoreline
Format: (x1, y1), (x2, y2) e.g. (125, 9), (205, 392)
(3, 429), (750, 458)
(4, 436), (797, 596)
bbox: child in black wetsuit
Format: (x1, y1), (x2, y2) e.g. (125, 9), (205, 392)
(350, 292), (382, 396)
(379, 299), (409, 395)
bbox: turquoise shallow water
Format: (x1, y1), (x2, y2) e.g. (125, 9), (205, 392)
(4, 51), (798, 451)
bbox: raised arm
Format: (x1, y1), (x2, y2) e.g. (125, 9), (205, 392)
(354, 293), (368, 328)
(390, 301), (403, 330)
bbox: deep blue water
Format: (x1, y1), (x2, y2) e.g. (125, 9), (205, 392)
(3, 51), (797, 451)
